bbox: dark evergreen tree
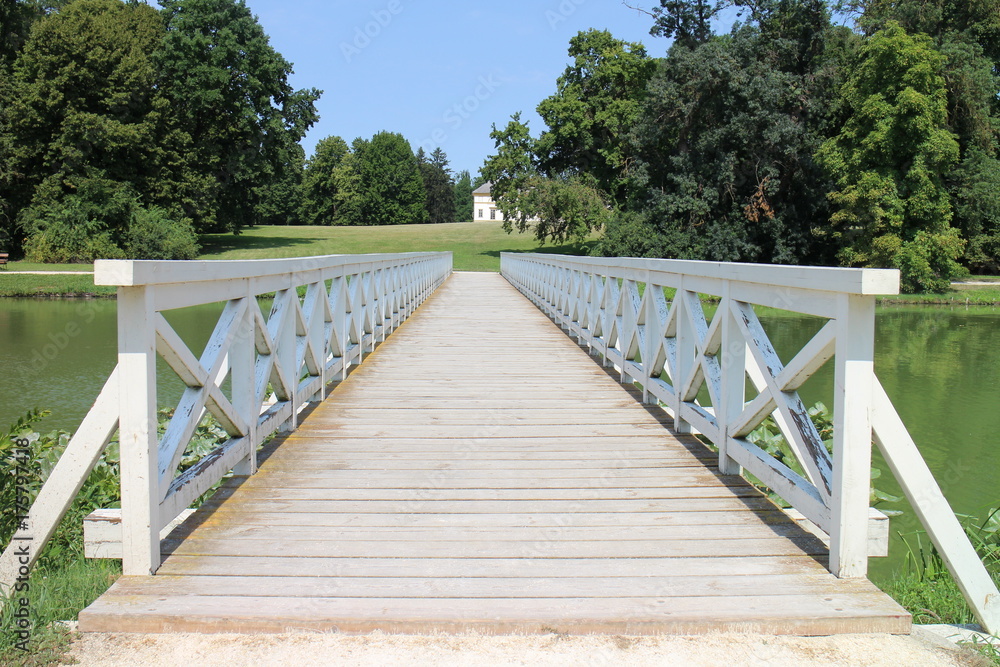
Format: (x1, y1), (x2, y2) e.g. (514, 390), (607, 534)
(453, 170), (474, 222)
(419, 147), (457, 224)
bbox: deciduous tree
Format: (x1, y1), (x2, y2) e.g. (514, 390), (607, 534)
(155, 0), (321, 233)
(353, 131), (426, 225)
(815, 22), (964, 291)
(535, 29), (654, 205)
(300, 136), (350, 226)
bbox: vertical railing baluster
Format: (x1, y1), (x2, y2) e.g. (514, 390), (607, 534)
(118, 285), (160, 576)
(718, 282), (743, 476)
(232, 292), (257, 476)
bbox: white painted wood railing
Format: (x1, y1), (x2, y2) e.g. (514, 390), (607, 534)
(0, 252), (451, 587)
(502, 252), (999, 634)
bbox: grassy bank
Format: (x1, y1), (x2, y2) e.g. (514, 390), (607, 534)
(0, 273), (115, 298)
(1, 223), (998, 303)
(880, 280), (1000, 306)
(197, 221), (595, 270)
(0, 222), (594, 296)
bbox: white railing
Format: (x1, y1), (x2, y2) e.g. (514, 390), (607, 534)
(502, 252), (999, 634)
(0, 252), (452, 585)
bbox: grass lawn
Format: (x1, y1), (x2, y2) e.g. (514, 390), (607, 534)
(2, 222), (1000, 303)
(0, 273), (115, 298)
(879, 282), (1000, 305)
(198, 221), (596, 271)
(2, 262), (94, 272)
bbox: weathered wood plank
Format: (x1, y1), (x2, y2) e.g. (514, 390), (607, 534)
(172, 510), (798, 530)
(79, 591), (910, 636)
(159, 536), (829, 559)
(154, 555), (828, 578)
(102, 572), (883, 599)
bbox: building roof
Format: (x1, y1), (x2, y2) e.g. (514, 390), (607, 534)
(472, 182), (492, 195)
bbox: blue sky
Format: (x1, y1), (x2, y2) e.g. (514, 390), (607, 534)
(242, 1), (671, 176)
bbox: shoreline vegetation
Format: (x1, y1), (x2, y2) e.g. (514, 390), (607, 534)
(1, 223), (999, 304)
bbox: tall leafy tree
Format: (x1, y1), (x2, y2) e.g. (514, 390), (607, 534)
(854, 0), (1000, 272)
(815, 22), (964, 291)
(603, 2), (843, 265)
(353, 131), (426, 225)
(535, 29), (655, 205)
(155, 0), (321, 233)
(481, 113), (539, 233)
(419, 147), (456, 224)
(300, 136), (350, 226)
(0, 0), (172, 256)
(255, 141), (305, 226)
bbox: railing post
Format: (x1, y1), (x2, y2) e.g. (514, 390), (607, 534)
(673, 279), (693, 434)
(117, 285), (161, 575)
(830, 293), (876, 578)
(232, 291), (257, 476)
(718, 282), (743, 476)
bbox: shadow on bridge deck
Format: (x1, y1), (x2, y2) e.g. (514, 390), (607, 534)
(78, 272), (909, 635)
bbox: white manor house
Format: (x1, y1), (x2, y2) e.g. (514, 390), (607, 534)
(472, 182), (502, 222)
(472, 182), (539, 223)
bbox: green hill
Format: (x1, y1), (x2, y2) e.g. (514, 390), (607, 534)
(198, 222), (596, 272)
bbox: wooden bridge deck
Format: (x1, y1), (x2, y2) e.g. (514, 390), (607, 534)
(78, 272), (909, 635)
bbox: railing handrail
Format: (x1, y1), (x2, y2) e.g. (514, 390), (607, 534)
(501, 252), (998, 634)
(510, 252), (901, 296)
(95, 252), (446, 288)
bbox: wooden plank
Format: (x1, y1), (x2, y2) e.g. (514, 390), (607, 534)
(172, 510), (798, 530)
(79, 591), (910, 636)
(190, 497), (782, 515)
(154, 555), (829, 578)
(201, 486), (760, 503)
(102, 572), (882, 599)
(220, 472), (740, 488)
(164, 522), (816, 543)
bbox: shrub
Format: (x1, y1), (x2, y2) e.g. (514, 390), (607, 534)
(123, 206), (199, 260)
(21, 198), (125, 263)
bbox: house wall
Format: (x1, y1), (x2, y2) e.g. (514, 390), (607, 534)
(473, 194), (502, 222)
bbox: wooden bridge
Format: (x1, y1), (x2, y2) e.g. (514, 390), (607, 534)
(1, 253), (997, 635)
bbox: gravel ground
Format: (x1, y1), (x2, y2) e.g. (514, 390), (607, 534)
(66, 628), (988, 667)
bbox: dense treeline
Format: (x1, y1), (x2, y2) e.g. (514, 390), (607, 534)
(483, 1), (1000, 292)
(298, 133), (468, 227)
(0, 0), (320, 261)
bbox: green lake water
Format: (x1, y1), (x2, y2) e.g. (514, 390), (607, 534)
(1, 297), (997, 582)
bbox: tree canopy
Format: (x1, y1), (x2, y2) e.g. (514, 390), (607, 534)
(0, 0), (320, 259)
(481, 0), (999, 290)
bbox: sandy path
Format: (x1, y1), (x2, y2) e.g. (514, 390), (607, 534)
(67, 629), (981, 666)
